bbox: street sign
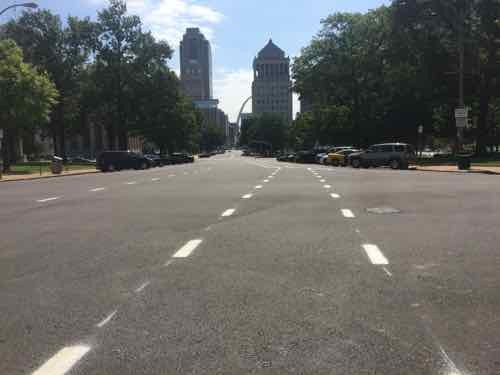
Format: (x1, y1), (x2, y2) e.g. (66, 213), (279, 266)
(455, 107), (468, 118)
(418, 125), (424, 134)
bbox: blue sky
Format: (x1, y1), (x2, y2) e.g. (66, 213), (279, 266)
(2, 0), (389, 120)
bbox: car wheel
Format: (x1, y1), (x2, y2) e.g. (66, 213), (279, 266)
(140, 161), (148, 170)
(390, 159), (401, 169)
(332, 159), (339, 167)
(351, 159), (361, 168)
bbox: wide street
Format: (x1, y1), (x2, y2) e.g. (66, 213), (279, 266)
(1, 151), (499, 375)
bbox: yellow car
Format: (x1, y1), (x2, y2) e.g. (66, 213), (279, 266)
(327, 149), (360, 166)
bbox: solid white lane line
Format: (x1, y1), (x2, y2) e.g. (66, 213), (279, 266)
(324, 185), (332, 189)
(90, 187), (106, 192)
(36, 197), (61, 203)
(362, 244), (389, 265)
(151, 178), (161, 182)
(221, 208), (236, 217)
(382, 267), (393, 277)
(125, 181), (137, 185)
(341, 209), (355, 218)
(255, 185), (263, 189)
(96, 310), (117, 328)
(242, 194), (253, 199)
(32, 345), (90, 375)
(330, 193), (341, 199)
(135, 281), (150, 293)
(173, 239), (203, 258)
(263, 179), (269, 183)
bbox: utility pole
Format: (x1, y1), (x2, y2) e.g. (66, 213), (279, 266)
(456, 0), (466, 154)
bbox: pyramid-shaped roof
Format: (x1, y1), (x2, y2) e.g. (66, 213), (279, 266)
(257, 39), (285, 59)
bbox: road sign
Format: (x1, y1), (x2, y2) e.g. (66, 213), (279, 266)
(418, 125), (424, 134)
(455, 107), (468, 118)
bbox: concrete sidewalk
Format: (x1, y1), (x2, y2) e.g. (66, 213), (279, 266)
(415, 165), (500, 175)
(0, 168), (99, 182)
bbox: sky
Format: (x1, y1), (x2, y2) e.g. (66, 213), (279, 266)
(2, 0), (389, 121)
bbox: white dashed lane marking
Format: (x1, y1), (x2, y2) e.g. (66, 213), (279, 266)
(255, 185), (263, 189)
(382, 267), (393, 277)
(151, 178), (160, 182)
(362, 244), (389, 265)
(320, 179), (326, 183)
(96, 310), (117, 328)
(263, 179), (269, 183)
(32, 345), (90, 375)
(324, 185), (332, 189)
(36, 197), (61, 203)
(330, 193), (341, 199)
(168, 174), (176, 177)
(90, 187), (106, 192)
(221, 208), (236, 217)
(242, 194), (253, 199)
(135, 281), (150, 293)
(125, 181), (137, 185)
(341, 209), (355, 218)
(172, 239), (203, 258)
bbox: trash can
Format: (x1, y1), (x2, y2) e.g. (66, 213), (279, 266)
(51, 156), (63, 174)
(457, 154), (472, 170)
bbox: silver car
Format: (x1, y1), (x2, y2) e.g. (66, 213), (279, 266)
(348, 143), (416, 170)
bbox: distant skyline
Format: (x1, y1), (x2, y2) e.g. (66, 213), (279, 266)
(1, 0), (390, 121)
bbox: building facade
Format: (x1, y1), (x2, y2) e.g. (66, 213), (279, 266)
(252, 39), (293, 124)
(180, 28), (213, 101)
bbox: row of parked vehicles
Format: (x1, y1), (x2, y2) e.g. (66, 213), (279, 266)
(277, 143), (416, 170)
(97, 151), (194, 172)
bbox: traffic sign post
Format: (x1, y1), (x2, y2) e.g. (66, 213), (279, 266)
(455, 107), (468, 153)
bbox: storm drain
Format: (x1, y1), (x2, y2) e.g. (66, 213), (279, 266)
(366, 207), (401, 215)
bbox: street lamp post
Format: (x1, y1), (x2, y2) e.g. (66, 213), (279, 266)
(0, 2), (38, 16)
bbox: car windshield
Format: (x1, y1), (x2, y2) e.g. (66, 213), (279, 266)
(2, 1), (499, 375)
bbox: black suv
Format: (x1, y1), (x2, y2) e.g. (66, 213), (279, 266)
(97, 151), (152, 172)
(168, 152), (194, 164)
(348, 143), (416, 170)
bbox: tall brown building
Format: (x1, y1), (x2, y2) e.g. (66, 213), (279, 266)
(252, 39), (293, 124)
(180, 28), (213, 100)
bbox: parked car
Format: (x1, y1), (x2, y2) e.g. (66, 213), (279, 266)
(277, 153), (295, 162)
(168, 152), (194, 164)
(199, 152), (212, 158)
(295, 150), (317, 164)
(348, 143), (416, 169)
(145, 154), (161, 167)
(97, 151), (153, 172)
(327, 149), (361, 166)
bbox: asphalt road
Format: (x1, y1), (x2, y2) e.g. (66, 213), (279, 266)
(1, 151), (500, 374)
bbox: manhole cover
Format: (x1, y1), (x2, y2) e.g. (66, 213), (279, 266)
(366, 207), (401, 214)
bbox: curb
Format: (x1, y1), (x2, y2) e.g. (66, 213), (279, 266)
(413, 167), (500, 176)
(0, 170), (99, 183)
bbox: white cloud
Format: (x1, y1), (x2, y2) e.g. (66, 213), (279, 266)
(125, 0), (223, 46)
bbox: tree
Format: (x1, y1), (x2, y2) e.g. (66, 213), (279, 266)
(201, 123), (225, 152)
(1, 10), (98, 157)
(93, 0), (143, 150)
(0, 40), (58, 171)
(239, 113), (287, 152)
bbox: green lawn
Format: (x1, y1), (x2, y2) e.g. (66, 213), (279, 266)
(8, 162), (96, 175)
